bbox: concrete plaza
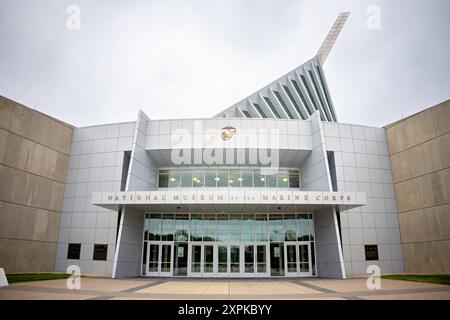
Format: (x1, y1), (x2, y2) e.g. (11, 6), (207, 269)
(0, 277), (449, 300)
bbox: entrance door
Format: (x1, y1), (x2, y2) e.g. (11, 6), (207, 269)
(270, 243), (285, 276)
(285, 243), (298, 277)
(203, 244), (215, 276)
(173, 242), (188, 276)
(283, 242), (312, 277)
(229, 244), (241, 276)
(146, 242), (173, 276)
(255, 244), (269, 277)
(217, 244), (228, 277)
(243, 244), (255, 277)
(189, 243), (202, 277)
(298, 242), (312, 276)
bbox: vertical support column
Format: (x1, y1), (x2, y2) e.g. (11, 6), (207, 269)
(112, 207), (145, 278)
(112, 110), (157, 278)
(302, 112), (346, 278)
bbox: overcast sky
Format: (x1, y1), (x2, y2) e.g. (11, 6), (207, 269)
(1, 0), (449, 128)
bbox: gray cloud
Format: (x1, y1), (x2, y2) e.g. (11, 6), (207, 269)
(0, 0), (449, 127)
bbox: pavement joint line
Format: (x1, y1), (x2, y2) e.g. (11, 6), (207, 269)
(290, 280), (336, 293)
(121, 279), (168, 293)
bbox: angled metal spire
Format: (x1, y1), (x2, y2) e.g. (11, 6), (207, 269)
(317, 12), (350, 64)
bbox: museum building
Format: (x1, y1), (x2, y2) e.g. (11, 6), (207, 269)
(3, 12), (447, 279)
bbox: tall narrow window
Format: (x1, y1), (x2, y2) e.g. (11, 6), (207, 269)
(273, 91), (294, 119)
(292, 80), (312, 115)
(242, 110), (251, 118)
(300, 75), (318, 111)
(253, 103), (267, 118)
(282, 85), (305, 120)
(263, 97), (281, 118)
(308, 70), (331, 121)
(316, 65), (336, 121)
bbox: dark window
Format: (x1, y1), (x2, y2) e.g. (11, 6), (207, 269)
(273, 91), (294, 119)
(253, 103), (267, 118)
(263, 97), (281, 118)
(93, 244), (108, 261)
(291, 80), (312, 115)
(282, 85), (305, 120)
(365, 245), (379, 261)
(300, 74), (318, 111)
(242, 110), (251, 118)
(158, 170), (169, 187)
(316, 65), (336, 121)
(67, 243), (81, 260)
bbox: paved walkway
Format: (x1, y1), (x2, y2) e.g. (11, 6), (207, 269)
(0, 277), (449, 300)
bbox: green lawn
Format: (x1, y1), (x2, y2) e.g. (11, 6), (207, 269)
(6, 273), (72, 284)
(382, 274), (450, 285)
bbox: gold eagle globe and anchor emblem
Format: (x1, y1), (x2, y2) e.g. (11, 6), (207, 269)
(221, 126), (237, 141)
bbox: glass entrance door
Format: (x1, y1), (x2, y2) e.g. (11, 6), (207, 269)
(256, 244), (269, 277)
(285, 244), (298, 277)
(270, 243), (285, 276)
(146, 242), (173, 276)
(243, 244), (255, 276)
(283, 242), (312, 276)
(217, 244), (228, 277)
(298, 242), (312, 276)
(173, 242), (188, 276)
(188, 243), (216, 277)
(229, 244), (241, 275)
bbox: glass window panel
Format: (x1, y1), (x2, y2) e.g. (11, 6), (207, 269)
(230, 245), (240, 273)
(190, 214), (203, 241)
(284, 214), (297, 241)
(180, 170), (192, 187)
(216, 170), (228, 187)
(161, 245), (171, 272)
(229, 214), (241, 233)
(257, 245), (267, 273)
(228, 169), (240, 187)
(309, 213), (314, 241)
(245, 245), (254, 273)
(241, 214), (254, 242)
(287, 245), (297, 272)
(269, 214), (284, 241)
(161, 214), (174, 241)
(289, 170), (300, 188)
(191, 245), (201, 273)
(218, 245), (228, 272)
(203, 214), (216, 241)
(175, 214), (189, 241)
(296, 214), (310, 241)
(168, 171), (180, 188)
(240, 170), (253, 187)
(204, 169), (217, 187)
(149, 213), (161, 241)
(149, 244), (159, 272)
(217, 214), (229, 231)
(158, 170), (169, 187)
(265, 174), (277, 187)
(204, 245), (214, 273)
(192, 170), (204, 187)
(253, 171), (266, 187)
(255, 214), (268, 241)
(277, 170), (289, 188)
